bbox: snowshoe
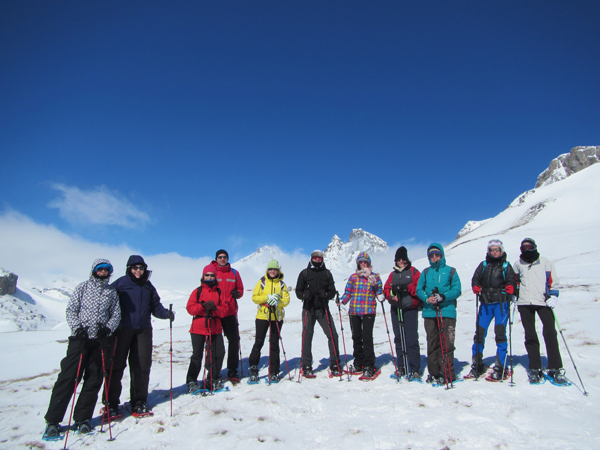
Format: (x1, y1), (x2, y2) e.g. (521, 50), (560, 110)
(528, 369), (545, 385)
(302, 366), (317, 379)
(268, 374), (280, 384)
(188, 381), (202, 394)
(486, 366), (512, 382)
(343, 364), (364, 376)
(390, 366), (407, 381)
(100, 405), (123, 421)
(328, 366), (343, 378)
(132, 402), (154, 418)
(408, 371), (423, 383)
(464, 364), (489, 379)
(358, 366), (381, 381)
(545, 368), (572, 386)
(42, 423), (61, 441)
(247, 366), (260, 384)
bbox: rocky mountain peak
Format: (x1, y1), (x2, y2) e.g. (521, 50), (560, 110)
(535, 146), (600, 188)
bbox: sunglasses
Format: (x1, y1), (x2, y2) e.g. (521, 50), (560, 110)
(428, 251), (442, 258)
(204, 273), (216, 278)
(131, 265), (145, 271)
(217, 255), (228, 260)
(96, 267), (110, 272)
(489, 248), (502, 253)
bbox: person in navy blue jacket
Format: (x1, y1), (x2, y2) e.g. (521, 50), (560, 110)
(105, 255), (174, 417)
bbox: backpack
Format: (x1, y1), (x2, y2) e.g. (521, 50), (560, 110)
(195, 285), (222, 303)
(260, 276), (286, 293)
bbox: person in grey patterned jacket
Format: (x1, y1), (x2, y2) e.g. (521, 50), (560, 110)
(43, 259), (121, 439)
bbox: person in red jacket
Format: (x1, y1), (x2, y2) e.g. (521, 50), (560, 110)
(210, 249), (244, 381)
(383, 246), (422, 381)
(186, 265), (226, 393)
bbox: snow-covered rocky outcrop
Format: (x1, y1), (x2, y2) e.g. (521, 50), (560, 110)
(535, 146), (600, 188)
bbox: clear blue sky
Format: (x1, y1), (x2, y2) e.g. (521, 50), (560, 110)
(1, 1), (598, 260)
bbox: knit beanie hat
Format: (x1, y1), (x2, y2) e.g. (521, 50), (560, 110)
(356, 252), (371, 265)
(202, 264), (216, 277)
(267, 260), (280, 270)
(311, 250), (324, 259)
(487, 239), (505, 253)
(520, 238), (537, 251)
(394, 246), (408, 261)
(215, 249), (229, 260)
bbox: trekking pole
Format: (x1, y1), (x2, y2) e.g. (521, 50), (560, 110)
(297, 308), (308, 383)
(63, 339), (86, 450)
(336, 293), (350, 381)
(502, 299), (517, 386)
(238, 320), (244, 379)
(202, 316), (210, 394)
(100, 335), (118, 431)
(396, 306), (410, 379)
(379, 300), (399, 381)
(267, 306), (272, 385)
(475, 293), (481, 381)
(208, 315), (214, 394)
(272, 306), (293, 381)
(553, 310), (588, 396)
(169, 304), (173, 417)
(323, 303), (343, 380)
(100, 344), (115, 441)
(434, 298), (453, 389)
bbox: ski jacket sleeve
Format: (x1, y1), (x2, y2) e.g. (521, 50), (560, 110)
(66, 282), (85, 334)
(383, 272), (394, 300)
(148, 282), (170, 320)
(106, 289), (121, 333)
(441, 268), (462, 302)
(471, 262), (485, 288)
(504, 263), (518, 291)
(295, 270), (307, 300)
(340, 275), (357, 305)
(325, 270), (336, 300)
(252, 280), (268, 306)
(408, 267), (420, 298)
(187, 288), (206, 317)
(416, 271), (429, 302)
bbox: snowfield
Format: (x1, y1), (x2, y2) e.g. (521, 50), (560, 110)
(1, 165), (599, 449)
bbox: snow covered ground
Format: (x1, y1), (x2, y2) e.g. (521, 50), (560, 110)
(1, 166), (599, 449)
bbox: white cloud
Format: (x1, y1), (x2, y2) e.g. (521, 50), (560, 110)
(48, 183), (150, 228)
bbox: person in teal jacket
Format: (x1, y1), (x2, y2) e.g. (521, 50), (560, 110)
(416, 243), (462, 384)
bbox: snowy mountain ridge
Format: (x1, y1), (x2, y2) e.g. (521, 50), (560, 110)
(535, 145), (600, 188)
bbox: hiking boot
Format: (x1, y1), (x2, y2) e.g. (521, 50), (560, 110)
(269, 374), (280, 383)
(330, 365), (342, 376)
(43, 423), (59, 439)
(362, 366), (376, 378)
(490, 365), (507, 381)
(227, 368), (239, 380)
(188, 381), (201, 394)
(408, 371), (422, 381)
(528, 369), (543, 384)
(302, 366), (315, 377)
(547, 368), (568, 385)
(467, 363), (487, 378)
(133, 402), (151, 415)
(212, 378), (225, 391)
(75, 420), (92, 434)
(397, 366), (407, 377)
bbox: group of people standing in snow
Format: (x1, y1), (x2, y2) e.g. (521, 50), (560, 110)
(43, 237), (567, 439)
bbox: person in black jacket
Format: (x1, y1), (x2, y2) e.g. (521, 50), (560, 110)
(105, 255), (173, 417)
(295, 250), (341, 377)
(468, 240), (517, 380)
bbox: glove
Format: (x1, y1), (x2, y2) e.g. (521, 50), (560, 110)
(97, 325), (111, 339)
(546, 296), (558, 308)
(74, 327), (88, 340)
(202, 301), (217, 313)
(167, 310), (175, 322)
(303, 291), (314, 302)
(267, 294), (281, 306)
(504, 285), (514, 295)
(434, 293), (445, 303)
(231, 289), (241, 299)
(472, 286), (482, 295)
(318, 289), (328, 299)
(377, 293), (385, 303)
(388, 295), (398, 304)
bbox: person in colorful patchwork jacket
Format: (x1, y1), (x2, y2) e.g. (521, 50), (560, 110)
(339, 252), (383, 379)
(416, 244), (462, 385)
(513, 238), (567, 385)
(248, 260), (290, 383)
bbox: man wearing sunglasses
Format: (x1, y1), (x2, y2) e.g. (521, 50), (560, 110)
(416, 244), (462, 385)
(513, 238), (567, 384)
(210, 249), (244, 382)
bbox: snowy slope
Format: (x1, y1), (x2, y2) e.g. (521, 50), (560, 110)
(1, 168), (600, 449)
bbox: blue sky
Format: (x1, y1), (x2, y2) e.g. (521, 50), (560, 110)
(1, 1), (599, 261)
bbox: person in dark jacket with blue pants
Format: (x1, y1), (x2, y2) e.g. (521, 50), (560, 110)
(105, 255), (174, 416)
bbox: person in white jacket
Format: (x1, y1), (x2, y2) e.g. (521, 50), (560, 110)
(513, 238), (567, 384)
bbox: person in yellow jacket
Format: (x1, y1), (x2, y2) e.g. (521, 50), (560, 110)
(248, 260), (290, 383)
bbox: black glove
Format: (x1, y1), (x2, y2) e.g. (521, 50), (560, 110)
(202, 301), (217, 313)
(318, 289), (328, 299)
(231, 289), (241, 299)
(74, 327), (89, 340)
(97, 325), (111, 339)
(167, 311), (175, 322)
(303, 290), (314, 302)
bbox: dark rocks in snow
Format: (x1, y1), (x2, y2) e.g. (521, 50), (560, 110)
(536, 146), (600, 188)
(0, 269), (18, 296)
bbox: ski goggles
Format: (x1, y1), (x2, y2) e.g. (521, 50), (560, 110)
(488, 247), (502, 253)
(94, 263), (113, 273)
(521, 243), (536, 251)
(428, 250), (442, 258)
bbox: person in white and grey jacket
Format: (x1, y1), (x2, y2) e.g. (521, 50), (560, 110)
(513, 238), (567, 384)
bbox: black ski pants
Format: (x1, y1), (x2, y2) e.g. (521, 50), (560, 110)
(390, 306), (421, 373)
(221, 314), (240, 373)
(424, 316), (456, 379)
(186, 332), (225, 384)
(518, 305), (563, 370)
(349, 314), (376, 369)
(249, 319), (283, 374)
(45, 338), (105, 424)
(105, 327), (153, 409)
(301, 307), (340, 369)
